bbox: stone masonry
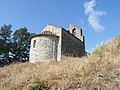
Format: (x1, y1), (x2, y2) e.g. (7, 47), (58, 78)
(29, 24), (85, 63)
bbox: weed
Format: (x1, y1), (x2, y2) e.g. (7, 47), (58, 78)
(27, 77), (47, 90)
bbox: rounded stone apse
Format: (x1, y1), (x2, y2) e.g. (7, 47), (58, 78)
(29, 35), (59, 63)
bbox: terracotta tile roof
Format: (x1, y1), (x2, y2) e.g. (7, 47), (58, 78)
(29, 31), (59, 39)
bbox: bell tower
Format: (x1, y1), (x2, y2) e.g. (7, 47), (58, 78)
(67, 24), (85, 43)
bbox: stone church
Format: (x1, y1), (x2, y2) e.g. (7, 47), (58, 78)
(29, 24), (85, 63)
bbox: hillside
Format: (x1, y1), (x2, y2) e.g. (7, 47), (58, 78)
(0, 35), (120, 90)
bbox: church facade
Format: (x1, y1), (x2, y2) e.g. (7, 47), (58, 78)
(29, 24), (85, 63)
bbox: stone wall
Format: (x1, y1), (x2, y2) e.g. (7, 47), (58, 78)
(29, 35), (59, 63)
(41, 24), (62, 61)
(61, 29), (85, 58)
(41, 24), (61, 36)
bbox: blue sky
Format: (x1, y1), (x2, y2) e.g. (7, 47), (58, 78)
(0, 0), (120, 52)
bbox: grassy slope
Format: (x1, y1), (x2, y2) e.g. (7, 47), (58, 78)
(0, 35), (120, 90)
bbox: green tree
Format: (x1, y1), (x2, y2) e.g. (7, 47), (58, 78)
(0, 24), (12, 64)
(11, 27), (33, 62)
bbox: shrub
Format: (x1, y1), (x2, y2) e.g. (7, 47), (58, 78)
(27, 77), (47, 90)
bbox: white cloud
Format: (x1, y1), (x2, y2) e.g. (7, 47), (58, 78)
(84, 0), (106, 32)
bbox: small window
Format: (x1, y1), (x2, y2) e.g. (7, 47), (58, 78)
(33, 40), (36, 48)
(72, 29), (76, 35)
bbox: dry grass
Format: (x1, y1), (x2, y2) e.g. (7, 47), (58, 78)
(0, 35), (120, 90)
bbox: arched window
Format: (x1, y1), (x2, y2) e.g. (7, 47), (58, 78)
(33, 40), (36, 48)
(72, 29), (76, 35)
